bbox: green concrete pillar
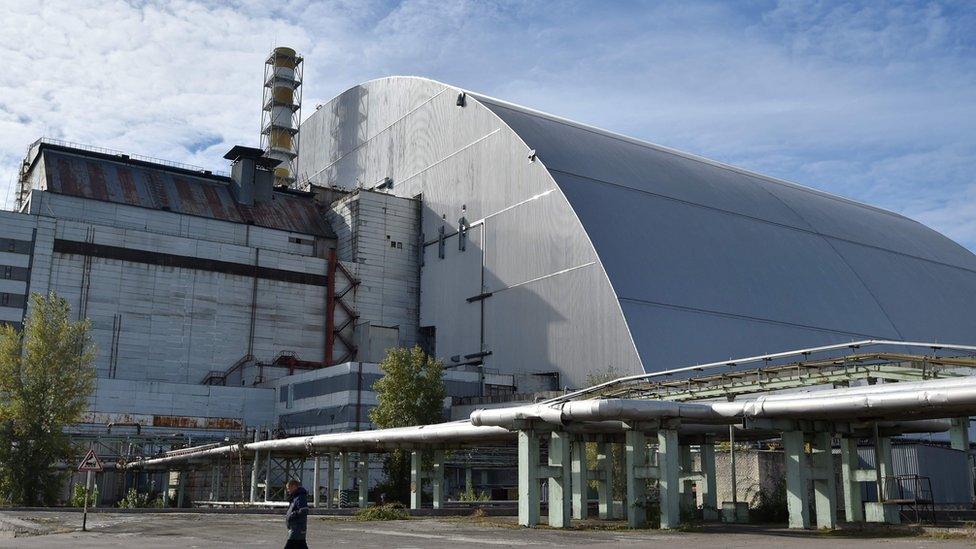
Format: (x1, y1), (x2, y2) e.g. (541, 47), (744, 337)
(432, 450), (445, 510)
(264, 452), (272, 502)
(249, 450), (260, 503)
(548, 431), (572, 528)
(783, 431), (810, 529)
(312, 456), (321, 508)
(176, 471), (185, 508)
(700, 442), (718, 521)
(678, 444), (695, 513)
(410, 450), (422, 510)
(625, 430), (647, 528)
(811, 432), (837, 529)
(657, 429), (680, 530)
(465, 466), (473, 494)
(358, 453), (369, 508)
(337, 452), (349, 506)
(162, 471), (171, 508)
(596, 441), (615, 520)
(876, 435), (892, 500)
(950, 417), (974, 505)
(570, 437), (588, 520)
(326, 453), (335, 509)
(839, 437), (863, 522)
(518, 430), (541, 527)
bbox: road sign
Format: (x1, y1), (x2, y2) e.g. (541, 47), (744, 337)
(78, 449), (103, 472)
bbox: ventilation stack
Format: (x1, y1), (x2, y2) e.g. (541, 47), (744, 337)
(260, 46), (303, 187)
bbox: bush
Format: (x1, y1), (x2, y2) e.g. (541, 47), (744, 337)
(117, 487), (161, 509)
(356, 502), (410, 521)
(750, 481), (788, 523)
(70, 482), (98, 507)
(458, 488), (491, 502)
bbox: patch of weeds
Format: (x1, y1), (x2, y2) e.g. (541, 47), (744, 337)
(355, 502), (410, 521)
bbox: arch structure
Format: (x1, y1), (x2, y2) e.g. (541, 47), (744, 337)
(297, 76), (976, 388)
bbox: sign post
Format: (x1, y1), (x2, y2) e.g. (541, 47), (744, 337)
(78, 448), (103, 532)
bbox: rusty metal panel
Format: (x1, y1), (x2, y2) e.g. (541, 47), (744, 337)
(39, 147), (333, 237)
(151, 415), (243, 430)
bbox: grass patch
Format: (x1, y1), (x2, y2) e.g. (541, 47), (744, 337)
(355, 503), (410, 521)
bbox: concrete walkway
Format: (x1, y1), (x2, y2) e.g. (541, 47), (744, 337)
(0, 511), (973, 548)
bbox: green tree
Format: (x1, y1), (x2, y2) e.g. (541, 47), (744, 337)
(368, 346), (446, 503)
(0, 292), (96, 506)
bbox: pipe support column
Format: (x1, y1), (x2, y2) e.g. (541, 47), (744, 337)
(410, 450), (422, 510)
(432, 450), (445, 510)
(657, 429), (680, 529)
(839, 437), (863, 523)
(548, 431), (572, 528)
(700, 442), (718, 521)
(783, 431), (810, 529)
(596, 441), (615, 520)
(811, 432), (837, 529)
(570, 437), (588, 520)
(518, 430), (541, 527)
(312, 456), (321, 507)
(625, 430), (647, 528)
(950, 417), (973, 506)
(358, 453), (369, 508)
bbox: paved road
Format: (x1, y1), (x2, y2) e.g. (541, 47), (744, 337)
(0, 511), (972, 548)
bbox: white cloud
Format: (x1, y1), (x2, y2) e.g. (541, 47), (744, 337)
(1, 0), (974, 250)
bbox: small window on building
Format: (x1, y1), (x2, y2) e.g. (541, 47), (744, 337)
(0, 293), (9, 306)
(6, 241), (14, 252)
(2, 266), (11, 279)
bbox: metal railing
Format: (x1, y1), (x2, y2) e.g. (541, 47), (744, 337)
(30, 137), (230, 177)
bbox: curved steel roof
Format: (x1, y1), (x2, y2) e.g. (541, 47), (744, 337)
(473, 94), (976, 369)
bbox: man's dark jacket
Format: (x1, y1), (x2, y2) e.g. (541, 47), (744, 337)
(285, 486), (309, 540)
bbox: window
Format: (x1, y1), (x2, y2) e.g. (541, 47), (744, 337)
(2, 266), (11, 279)
(0, 293), (9, 306)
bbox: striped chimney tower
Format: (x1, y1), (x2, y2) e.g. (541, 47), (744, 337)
(260, 46), (303, 187)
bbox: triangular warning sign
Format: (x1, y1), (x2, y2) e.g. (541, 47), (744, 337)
(78, 449), (103, 472)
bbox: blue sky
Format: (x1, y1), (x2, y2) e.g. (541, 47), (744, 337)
(1, 0), (974, 249)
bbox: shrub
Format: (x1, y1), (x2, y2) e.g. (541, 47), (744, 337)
(117, 487), (161, 509)
(70, 482), (99, 508)
(356, 502), (410, 521)
(458, 488), (491, 502)
(750, 480), (788, 523)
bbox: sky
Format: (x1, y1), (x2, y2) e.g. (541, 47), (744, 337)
(1, 0), (974, 248)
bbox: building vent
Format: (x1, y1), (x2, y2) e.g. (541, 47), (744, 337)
(224, 145), (279, 206)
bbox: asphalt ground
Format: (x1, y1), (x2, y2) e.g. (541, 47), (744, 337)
(1, 510), (974, 548)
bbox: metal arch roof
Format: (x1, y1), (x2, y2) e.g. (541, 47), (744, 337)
(470, 93), (976, 372)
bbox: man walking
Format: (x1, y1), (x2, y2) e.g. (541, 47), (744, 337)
(284, 479), (310, 549)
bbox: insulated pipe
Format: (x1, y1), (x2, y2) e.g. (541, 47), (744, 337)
(127, 377), (976, 471)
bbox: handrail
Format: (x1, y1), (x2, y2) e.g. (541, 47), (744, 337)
(29, 137), (230, 177)
(542, 340), (976, 405)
